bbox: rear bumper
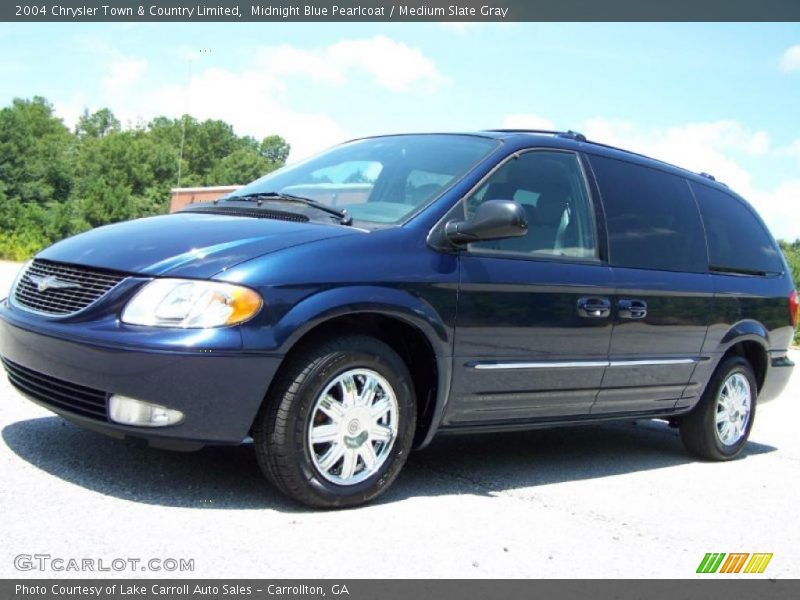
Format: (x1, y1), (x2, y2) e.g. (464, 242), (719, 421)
(0, 305), (281, 449)
(759, 352), (794, 404)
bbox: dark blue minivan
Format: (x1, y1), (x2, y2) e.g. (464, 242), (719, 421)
(1, 131), (795, 507)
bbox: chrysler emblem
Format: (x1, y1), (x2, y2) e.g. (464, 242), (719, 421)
(28, 274), (81, 293)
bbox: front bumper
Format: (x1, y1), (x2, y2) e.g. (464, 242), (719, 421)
(0, 302), (281, 449)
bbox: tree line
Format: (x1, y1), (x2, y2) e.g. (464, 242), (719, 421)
(0, 96), (289, 260)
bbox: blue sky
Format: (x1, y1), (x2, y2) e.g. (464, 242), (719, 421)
(1, 22), (799, 238)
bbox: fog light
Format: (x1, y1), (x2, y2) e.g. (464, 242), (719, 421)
(108, 395), (184, 427)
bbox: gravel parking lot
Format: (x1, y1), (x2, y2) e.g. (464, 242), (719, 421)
(0, 259), (797, 579)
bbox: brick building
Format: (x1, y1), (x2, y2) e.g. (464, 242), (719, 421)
(169, 185), (241, 212)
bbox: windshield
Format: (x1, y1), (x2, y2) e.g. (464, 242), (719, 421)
(229, 134), (500, 225)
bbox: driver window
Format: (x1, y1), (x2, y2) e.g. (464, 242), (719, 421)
(467, 151), (597, 259)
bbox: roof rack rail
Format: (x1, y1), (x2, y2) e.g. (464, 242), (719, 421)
(485, 128), (587, 142)
(487, 130), (725, 185)
(558, 130), (586, 142)
(485, 128), (561, 135)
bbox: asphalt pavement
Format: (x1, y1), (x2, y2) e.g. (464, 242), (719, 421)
(0, 260), (797, 578)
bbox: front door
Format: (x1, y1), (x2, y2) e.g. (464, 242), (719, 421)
(445, 149), (614, 427)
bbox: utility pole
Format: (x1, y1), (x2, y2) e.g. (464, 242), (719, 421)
(176, 48), (210, 188)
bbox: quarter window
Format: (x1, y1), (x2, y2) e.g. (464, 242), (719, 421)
(468, 151), (597, 259)
(690, 181), (782, 275)
(589, 155), (707, 273)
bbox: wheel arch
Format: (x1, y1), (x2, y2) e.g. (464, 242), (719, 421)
(267, 286), (454, 448)
(718, 320), (770, 392)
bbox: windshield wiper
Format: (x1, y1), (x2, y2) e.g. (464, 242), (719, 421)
(220, 192), (352, 225)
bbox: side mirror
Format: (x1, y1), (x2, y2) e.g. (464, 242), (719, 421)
(444, 200), (528, 245)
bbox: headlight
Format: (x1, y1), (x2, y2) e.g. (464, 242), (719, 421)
(121, 279), (262, 328)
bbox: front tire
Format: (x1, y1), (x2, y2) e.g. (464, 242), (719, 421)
(679, 356), (757, 461)
(253, 335), (416, 508)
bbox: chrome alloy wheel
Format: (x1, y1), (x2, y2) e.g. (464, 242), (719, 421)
(715, 372), (752, 446)
(307, 368), (399, 486)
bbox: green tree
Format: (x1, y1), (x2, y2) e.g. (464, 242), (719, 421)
(0, 96), (74, 205)
(75, 108), (121, 138)
(0, 97), (290, 260)
(207, 148), (272, 185)
(778, 240), (800, 344)
(71, 125), (178, 226)
(779, 240), (800, 285)
(260, 135), (290, 164)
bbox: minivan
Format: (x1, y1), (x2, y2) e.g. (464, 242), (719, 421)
(0, 130), (795, 508)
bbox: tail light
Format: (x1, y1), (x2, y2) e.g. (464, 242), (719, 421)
(790, 290), (799, 330)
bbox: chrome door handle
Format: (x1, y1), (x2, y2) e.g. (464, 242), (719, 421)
(619, 299), (647, 319)
(577, 297), (611, 318)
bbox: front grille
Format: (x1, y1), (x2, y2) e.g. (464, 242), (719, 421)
(1, 358), (108, 421)
(13, 259), (126, 316)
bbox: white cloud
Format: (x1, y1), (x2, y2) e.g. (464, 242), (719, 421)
(257, 36), (446, 92)
(141, 66), (345, 163)
(752, 180), (800, 242)
(780, 44), (800, 72)
(57, 36), (445, 163)
(777, 138), (800, 167)
(53, 93), (88, 130)
(104, 56), (148, 92)
(581, 118), (771, 190)
(501, 113), (555, 131)
(61, 59), (343, 162)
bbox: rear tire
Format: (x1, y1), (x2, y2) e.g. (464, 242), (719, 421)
(679, 356), (757, 461)
(253, 335), (416, 508)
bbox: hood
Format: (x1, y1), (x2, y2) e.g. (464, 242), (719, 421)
(37, 212), (358, 279)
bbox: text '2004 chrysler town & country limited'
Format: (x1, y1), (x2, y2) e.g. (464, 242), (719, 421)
(0, 130), (795, 508)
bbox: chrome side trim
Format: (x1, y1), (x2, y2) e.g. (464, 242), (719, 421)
(471, 358), (701, 370)
(472, 361), (609, 370)
(608, 358), (700, 367)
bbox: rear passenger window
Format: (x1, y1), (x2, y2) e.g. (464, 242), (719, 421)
(690, 182), (783, 276)
(589, 155), (707, 273)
